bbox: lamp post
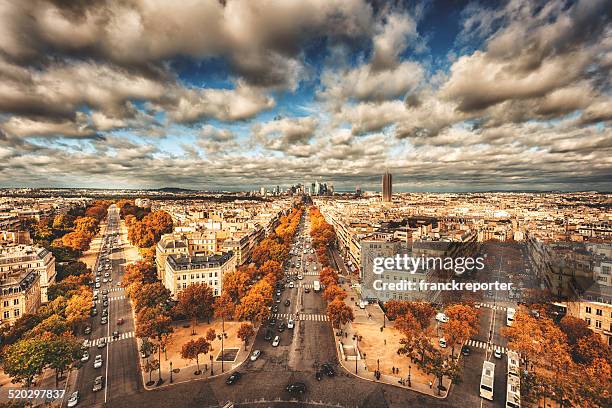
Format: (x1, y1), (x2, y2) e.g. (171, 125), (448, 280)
(210, 354), (213, 376)
(408, 365), (411, 387)
(170, 361), (173, 383)
(352, 334), (358, 374)
(217, 316), (227, 373)
(383, 312), (386, 329)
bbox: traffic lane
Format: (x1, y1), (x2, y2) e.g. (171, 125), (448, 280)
(110, 367), (458, 408)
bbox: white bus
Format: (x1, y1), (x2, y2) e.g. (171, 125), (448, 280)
(506, 307), (516, 326)
(506, 351), (521, 408)
(480, 361), (495, 400)
(313, 280), (321, 292)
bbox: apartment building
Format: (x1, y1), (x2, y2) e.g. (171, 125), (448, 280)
(0, 270), (40, 326)
(0, 245), (55, 303)
(163, 251), (236, 298)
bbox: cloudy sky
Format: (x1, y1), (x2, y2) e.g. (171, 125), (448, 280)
(0, 0), (610, 192)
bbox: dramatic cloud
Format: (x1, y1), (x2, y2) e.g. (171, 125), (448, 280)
(0, 0), (610, 191)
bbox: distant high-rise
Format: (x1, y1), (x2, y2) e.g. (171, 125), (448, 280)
(382, 171), (392, 202)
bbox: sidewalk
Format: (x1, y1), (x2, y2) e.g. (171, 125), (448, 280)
(332, 263), (451, 398)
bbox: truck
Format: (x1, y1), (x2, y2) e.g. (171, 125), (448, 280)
(313, 280), (321, 292)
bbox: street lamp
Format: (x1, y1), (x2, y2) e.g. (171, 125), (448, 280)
(170, 361), (173, 383)
(217, 316), (228, 373)
(210, 354), (213, 376)
(408, 365), (411, 387)
(352, 334), (358, 374)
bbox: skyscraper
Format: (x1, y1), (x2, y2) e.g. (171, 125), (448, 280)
(382, 170), (392, 202)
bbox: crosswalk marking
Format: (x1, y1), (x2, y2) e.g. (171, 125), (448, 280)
(272, 313), (329, 322)
(85, 331), (134, 347)
(466, 339), (509, 354)
(108, 287), (124, 292)
(478, 303), (508, 311)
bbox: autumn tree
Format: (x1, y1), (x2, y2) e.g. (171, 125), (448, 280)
(221, 270), (250, 303)
(143, 358), (159, 384)
(237, 323), (255, 349)
(322, 284), (346, 302)
(181, 337), (210, 375)
(175, 283), (215, 334)
(559, 315), (592, 346)
(213, 293), (235, 322)
(132, 282), (172, 313)
(65, 292), (92, 330)
(1, 337), (48, 387)
(135, 306), (173, 382)
(327, 298), (354, 329)
(443, 304), (480, 356)
(234, 292), (270, 323)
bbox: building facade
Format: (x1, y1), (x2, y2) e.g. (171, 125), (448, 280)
(0, 245), (55, 304)
(382, 171), (392, 202)
(163, 252), (236, 298)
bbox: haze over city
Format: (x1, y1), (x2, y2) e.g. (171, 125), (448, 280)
(0, 0), (610, 191)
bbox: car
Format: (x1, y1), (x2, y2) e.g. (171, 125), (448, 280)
(321, 363), (335, 376)
(93, 289), (99, 296)
(84, 326), (92, 335)
(461, 345), (471, 356)
(225, 372), (242, 385)
(102, 294), (108, 300)
(278, 322), (286, 332)
(250, 350), (261, 361)
(108, 277), (112, 282)
(474, 304), (481, 309)
(92, 376), (104, 392)
(268, 318), (277, 327)
(67, 391), (79, 407)
(95, 277), (100, 283)
(102, 309), (108, 317)
(287, 319), (295, 329)
(103, 300), (109, 307)
(435, 313), (449, 323)
(272, 335), (280, 347)
(286, 382), (306, 394)
(102, 278), (108, 283)
(117, 318), (124, 325)
(93, 294), (98, 301)
(81, 351), (90, 362)
(116, 282), (121, 287)
(98, 339), (106, 349)
(112, 330), (119, 340)
(284, 299), (290, 307)
(304, 287), (310, 293)
(289, 282), (295, 288)
(104, 272), (110, 278)
(276, 290), (281, 297)
(359, 301), (367, 309)
(264, 329), (273, 341)
(101, 317), (107, 325)
(94, 355), (103, 368)
(494, 348), (503, 359)
(439, 338), (447, 348)
(275, 297), (281, 303)
(297, 274), (303, 280)
(272, 305), (279, 313)
(102, 289), (108, 295)
(95, 282), (101, 288)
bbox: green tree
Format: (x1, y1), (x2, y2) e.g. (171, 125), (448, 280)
(44, 333), (82, 386)
(1, 337), (47, 387)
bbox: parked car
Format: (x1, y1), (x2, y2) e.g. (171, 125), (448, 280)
(284, 299), (290, 307)
(287, 319), (295, 329)
(272, 305), (279, 313)
(94, 355), (103, 369)
(92, 376), (104, 392)
(461, 345), (471, 356)
(67, 391), (79, 407)
(438, 338), (447, 348)
(297, 274), (303, 280)
(81, 351), (90, 362)
(289, 282), (295, 288)
(264, 329), (273, 341)
(435, 313), (449, 323)
(278, 322), (286, 332)
(494, 348), (503, 359)
(98, 339), (106, 349)
(250, 350), (261, 361)
(304, 287), (310, 293)
(112, 330), (119, 340)
(286, 382), (306, 394)
(272, 336), (280, 347)
(225, 372), (242, 385)
(84, 326), (92, 335)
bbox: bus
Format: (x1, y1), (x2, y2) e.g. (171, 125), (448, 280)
(506, 307), (516, 326)
(313, 280), (321, 292)
(480, 361), (495, 400)
(506, 351), (521, 408)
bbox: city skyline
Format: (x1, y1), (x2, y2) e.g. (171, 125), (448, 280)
(1, 0), (611, 192)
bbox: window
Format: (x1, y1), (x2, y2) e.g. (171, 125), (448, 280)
(586, 306), (592, 314)
(586, 317), (591, 325)
(596, 309), (603, 316)
(595, 320), (602, 329)
(14, 309), (20, 317)
(3, 311), (9, 319)
(13, 299), (18, 305)
(3, 300), (8, 307)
